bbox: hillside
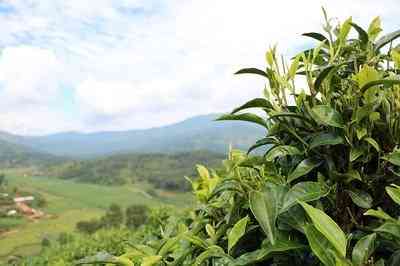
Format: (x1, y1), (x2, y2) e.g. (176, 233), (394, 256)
(0, 139), (62, 168)
(0, 114), (264, 157)
(46, 150), (225, 190)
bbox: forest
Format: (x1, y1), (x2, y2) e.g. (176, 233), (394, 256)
(45, 151), (224, 191)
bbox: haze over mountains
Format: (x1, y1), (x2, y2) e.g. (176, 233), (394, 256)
(0, 114), (265, 158)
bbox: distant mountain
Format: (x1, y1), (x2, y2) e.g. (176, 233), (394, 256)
(0, 114), (265, 157)
(0, 139), (62, 168)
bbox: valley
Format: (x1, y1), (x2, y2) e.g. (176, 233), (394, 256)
(0, 113), (256, 263)
(0, 173), (193, 260)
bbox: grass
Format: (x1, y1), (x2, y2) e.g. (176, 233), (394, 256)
(0, 217), (27, 231)
(0, 174), (193, 260)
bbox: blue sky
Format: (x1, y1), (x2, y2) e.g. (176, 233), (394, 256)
(0, 0), (398, 135)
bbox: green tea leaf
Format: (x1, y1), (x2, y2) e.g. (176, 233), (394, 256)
(375, 222), (400, 238)
(249, 184), (287, 245)
(288, 54), (301, 80)
(309, 133), (344, 149)
(158, 237), (180, 257)
(391, 49), (400, 69)
(356, 128), (367, 140)
(183, 234), (209, 249)
(216, 113), (268, 128)
(302, 32), (329, 42)
(353, 65), (381, 89)
(141, 256), (162, 266)
(268, 112), (312, 123)
(382, 150), (400, 166)
(228, 216), (249, 253)
(250, 190), (277, 245)
(247, 137), (277, 154)
(205, 224), (216, 239)
(364, 137), (380, 152)
(354, 104), (374, 122)
(369, 111), (380, 122)
(231, 98), (273, 114)
(346, 189), (373, 209)
(350, 22), (369, 45)
(303, 224), (336, 266)
(281, 182), (329, 213)
(265, 49), (274, 66)
(299, 201), (347, 257)
(360, 79), (400, 92)
(233, 240), (305, 266)
(350, 148), (364, 162)
(311, 105), (344, 128)
(76, 252), (134, 266)
(364, 208), (394, 221)
(235, 68), (269, 78)
(375, 30), (400, 50)
(386, 185), (400, 205)
(265, 145), (301, 161)
(343, 169), (362, 183)
(368, 17), (382, 41)
(287, 158), (321, 183)
(339, 17), (352, 44)
(196, 164), (210, 181)
(314, 65), (337, 92)
(194, 246), (232, 266)
(352, 233), (376, 266)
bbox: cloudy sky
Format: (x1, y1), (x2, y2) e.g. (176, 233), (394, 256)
(0, 0), (398, 135)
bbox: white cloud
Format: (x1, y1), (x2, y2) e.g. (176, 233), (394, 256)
(0, 0), (398, 134)
(0, 107), (81, 135)
(76, 77), (180, 115)
(0, 46), (62, 105)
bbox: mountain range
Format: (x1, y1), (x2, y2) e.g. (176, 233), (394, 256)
(0, 114), (265, 158)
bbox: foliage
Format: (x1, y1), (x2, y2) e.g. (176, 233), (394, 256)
(0, 174), (5, 187)
(68, 13), (400, 265)
(0, 174), (190, 261)
(0, 139), (64, 168)
(77, 204), (124, 234)
(47, 150), (224, 191)
(13, 12), (400, 266)
(76, 219), (103, 235)
(77, 204), (150, 234)
(11, 229), (137, 266)
(126, 205), (149, 229)
(12, 207), (181, 266)
(101, 203), (124, 229)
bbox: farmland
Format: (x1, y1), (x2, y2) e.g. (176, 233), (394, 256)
(0, 173), (192, 260)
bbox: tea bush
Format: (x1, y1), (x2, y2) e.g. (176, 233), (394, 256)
(11, 206), (180, 265)
(17, 12), (400, 266)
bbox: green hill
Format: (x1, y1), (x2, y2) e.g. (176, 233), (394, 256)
(0, 139), (62, 168)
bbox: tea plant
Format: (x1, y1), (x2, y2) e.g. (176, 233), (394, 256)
(25, 12), (400, 266)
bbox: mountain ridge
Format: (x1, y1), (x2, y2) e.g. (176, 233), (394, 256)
(0, 114), (265, 157)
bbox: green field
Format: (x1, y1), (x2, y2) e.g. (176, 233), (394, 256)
(0, 174), (192, 260)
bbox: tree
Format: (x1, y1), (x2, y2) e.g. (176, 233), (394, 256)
(125, 204), (148, 229)
(76, 219), (102, 234)
(100, 203), (124, 229)
(0, 174), (5, 187)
